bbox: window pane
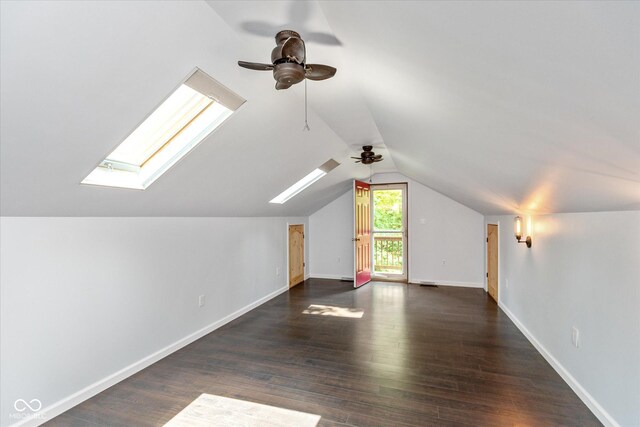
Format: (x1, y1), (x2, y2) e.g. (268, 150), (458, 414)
(373, 189), (403, 231)
(107, 85), (212, 167)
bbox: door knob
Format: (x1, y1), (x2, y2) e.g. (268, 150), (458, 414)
(352, 238), (360, 241)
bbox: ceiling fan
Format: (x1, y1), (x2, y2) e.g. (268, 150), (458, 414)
(238, 30), (337, 90)
(352, 146), (383, 164)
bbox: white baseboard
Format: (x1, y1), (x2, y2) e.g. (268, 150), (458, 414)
(311, 276), (482, 288)
(498, 301), (618, 427)
(13, 285), (290, 427)
(309, 274), (353, 281)
(408, 279), (484, 288)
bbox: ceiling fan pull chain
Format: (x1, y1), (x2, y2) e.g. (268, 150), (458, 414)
(303, 78), (310, 131)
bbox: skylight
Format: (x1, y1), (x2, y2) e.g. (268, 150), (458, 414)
(269, 159), (339, 204)
(82, 68), (245, 189)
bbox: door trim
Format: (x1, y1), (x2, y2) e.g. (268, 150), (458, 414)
(370, 182), (408, 282)
(287, 223), (305, 288)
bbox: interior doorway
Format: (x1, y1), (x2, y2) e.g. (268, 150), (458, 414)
(371, 183), (408, 282)
(487, 224), (498, 302)
(288, 224), (304, 288)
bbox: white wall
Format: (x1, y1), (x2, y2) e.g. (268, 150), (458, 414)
(308, 190), (354, 279)
(309, 173), (485, 287)
(0, 216), (308, 427)
(485, 211), (640, 427)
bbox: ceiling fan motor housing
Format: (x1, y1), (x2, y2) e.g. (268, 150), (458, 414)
(273, 63), (305, 86)
(275, 30), (300, 44)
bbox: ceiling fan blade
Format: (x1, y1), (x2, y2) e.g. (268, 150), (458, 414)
(373, 155), (383, 159)
(355, 160), (361, 163)
(282, 36), (305, 63)
(350, 156), (363, 160)
(305, 32), (342, 46)
(240, 21), (280, 38)
(238, 61), (274, 71)
(373, 158), (383, 162)
(275, 81), (292, 90)
(305, 64), (336, 80)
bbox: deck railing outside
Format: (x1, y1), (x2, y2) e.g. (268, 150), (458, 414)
(373, 233), (403, 273)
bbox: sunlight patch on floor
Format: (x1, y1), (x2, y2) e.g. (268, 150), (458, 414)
(302, 304), (364, 318)
(164, 393), (320, 427)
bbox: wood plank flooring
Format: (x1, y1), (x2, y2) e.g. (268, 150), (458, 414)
(45, 279), (601, 426)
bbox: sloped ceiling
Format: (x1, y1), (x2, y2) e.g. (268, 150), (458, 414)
(1, 0), (638, 217)
(319, 0), (640, 214)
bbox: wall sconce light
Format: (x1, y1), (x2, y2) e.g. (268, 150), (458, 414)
(514, 216), (532, 248)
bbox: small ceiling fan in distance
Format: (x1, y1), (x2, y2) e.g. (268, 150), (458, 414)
(352, 146), (384, 164)
(238, 30), (337, 90)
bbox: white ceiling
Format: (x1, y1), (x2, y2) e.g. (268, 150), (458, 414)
(1, 0), (638, 216)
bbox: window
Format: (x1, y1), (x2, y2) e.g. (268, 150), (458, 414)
(269, 159), (340, 204)
(82, 68), (244, 189)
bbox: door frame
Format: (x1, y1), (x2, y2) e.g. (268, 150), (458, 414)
(486, 222), (500, 303)
(370, 182), (408, 282)
(286, 223), (305, 288)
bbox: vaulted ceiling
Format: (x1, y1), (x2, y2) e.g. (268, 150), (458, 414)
(1, 1), (638, 216)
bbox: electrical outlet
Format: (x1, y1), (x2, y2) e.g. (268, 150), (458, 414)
(276, 267), (280, 276)
(198, 295), (205, 308)
(337, 257), (341, 264)
(442, 260), (446, 265)
(572, 327), (580, 348)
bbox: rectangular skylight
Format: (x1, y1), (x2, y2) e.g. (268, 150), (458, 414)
(82, 68), (245, 189)
(269, 159), (339, 204)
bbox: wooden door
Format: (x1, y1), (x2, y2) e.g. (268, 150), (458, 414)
(487, 224), (498, 302)
(354, 180), (371, 288)
(289, 224), (304, 288)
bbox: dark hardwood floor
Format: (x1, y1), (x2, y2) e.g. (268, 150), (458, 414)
(45, 279), (600, 426)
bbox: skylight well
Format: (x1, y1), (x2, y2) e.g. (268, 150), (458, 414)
(270, 159), (339, 204)
(82, 69), (244, 189)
